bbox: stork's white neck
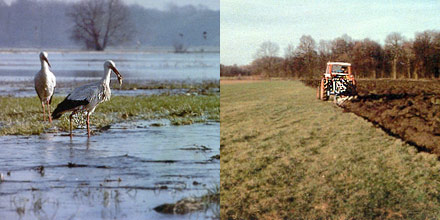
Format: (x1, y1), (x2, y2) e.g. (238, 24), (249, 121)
(40, 59), (49, 71)
(102, 66), (112, 85)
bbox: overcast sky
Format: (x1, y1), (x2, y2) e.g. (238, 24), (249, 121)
(3, 0), (219, 10)
(221, 0), (440, 65)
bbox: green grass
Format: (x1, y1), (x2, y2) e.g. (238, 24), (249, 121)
(221, 80), (440, 219)
(0, 94), (219, 135)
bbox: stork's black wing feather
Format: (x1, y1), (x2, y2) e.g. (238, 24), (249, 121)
(52, 95), (89, 119)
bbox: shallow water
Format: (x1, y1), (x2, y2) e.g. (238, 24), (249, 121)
(0, 121), (220, 219)
(0, 51), (219, 80)
(0, 51), (219, 97)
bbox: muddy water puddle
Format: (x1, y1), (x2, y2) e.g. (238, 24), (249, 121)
(0, 121), (219, 219)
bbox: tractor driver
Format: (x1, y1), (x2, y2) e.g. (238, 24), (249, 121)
(340, 66), (347, 73)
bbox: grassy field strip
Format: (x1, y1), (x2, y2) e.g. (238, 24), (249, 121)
(221, 80), (440, 219)
(0, 94), (219, 135)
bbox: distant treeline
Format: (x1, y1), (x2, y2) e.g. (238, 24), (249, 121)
(221, 31), (440, 79)
(0, 0), (219, 48)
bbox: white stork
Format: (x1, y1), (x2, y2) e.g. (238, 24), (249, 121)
(34, 51), (56, 123)
(52, 60), (123, 137)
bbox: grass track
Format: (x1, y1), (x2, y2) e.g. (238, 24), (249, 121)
(221, 80), (440, 219)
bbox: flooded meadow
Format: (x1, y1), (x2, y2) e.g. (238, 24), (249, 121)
(0, 51), (220, 219)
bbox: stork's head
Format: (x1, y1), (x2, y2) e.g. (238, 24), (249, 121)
(105, 60), (123, 85)
(39, 51), (51, 68)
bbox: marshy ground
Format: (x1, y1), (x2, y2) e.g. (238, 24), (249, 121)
(0, 92), (219, 135)
(221, 80), (440, 219)
(0, 51), (220, 219)
(0, 83), (220, 219)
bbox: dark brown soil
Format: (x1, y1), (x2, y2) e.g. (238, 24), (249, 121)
(302, 79), (440, 155)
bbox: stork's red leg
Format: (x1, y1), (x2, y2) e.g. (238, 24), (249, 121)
(69, 113), (73, 138)
(86, 112), (90, 137)
(42, 102), (46, 122)
(47, 100), (52, 124)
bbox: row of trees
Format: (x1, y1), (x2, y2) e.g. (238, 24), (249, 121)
(221, 31), (440, 79)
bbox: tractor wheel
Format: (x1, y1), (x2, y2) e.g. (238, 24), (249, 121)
(320, 79), (328, 101)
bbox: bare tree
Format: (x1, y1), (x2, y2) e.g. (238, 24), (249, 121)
(413, 31), (440, 79)
(402, 40), (415, 79)
(433, 32), (440, 78)
(282, 44), (298, 77)
(385, 32), (404, 79)
(252, 41), (280, 77)
(254, 41), (280, 59)
(352, 38), (382, 78)
(284, 43), (295, 59)
(295, 35), (318, 78)
(67, 0), (134, 51)
(331, 34), (354, 61)
(318, 40), (332, 60)
(317, 40), (332, 73)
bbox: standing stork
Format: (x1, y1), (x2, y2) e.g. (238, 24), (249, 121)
(52, 60), (123, 137)
(34, 51), (56, 123)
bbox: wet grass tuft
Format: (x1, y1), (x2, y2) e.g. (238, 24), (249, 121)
(0, 94), (219, 135)
(154, 184), (219, 215)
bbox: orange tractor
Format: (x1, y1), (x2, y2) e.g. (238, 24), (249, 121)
(317, 62), (357, 104)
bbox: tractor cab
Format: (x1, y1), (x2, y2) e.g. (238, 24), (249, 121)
(325, 62), (353, 78)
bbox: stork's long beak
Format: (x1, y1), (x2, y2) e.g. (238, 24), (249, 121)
(43, 56), (51, 68)
(110, 66), (123, 85)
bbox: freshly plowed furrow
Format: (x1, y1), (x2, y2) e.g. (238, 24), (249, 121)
(303, 79), (440, 155)
(343, 93), (440, 154)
